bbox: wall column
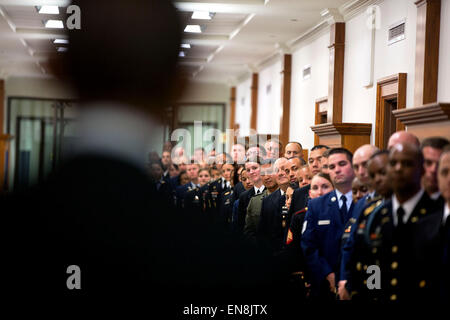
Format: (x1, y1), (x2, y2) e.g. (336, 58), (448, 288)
(414, 0), (441, 107)
(327, 22), (345, 123)
(250, 73), (258, 131)
(279, 54), (292, 149)
(229, 86), (237, 130)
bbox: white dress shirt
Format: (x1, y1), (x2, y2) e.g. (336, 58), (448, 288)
(443, 203), (449, 226)
(430, 191), (441, 201)
(391, 189), (424, 226)
(254, 185), (265, 195)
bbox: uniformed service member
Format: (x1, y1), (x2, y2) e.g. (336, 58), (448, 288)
(347, 143), (443, 302)
(339, 150), (393, 300)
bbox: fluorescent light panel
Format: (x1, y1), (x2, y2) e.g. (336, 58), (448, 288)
(179, 51), (185, 57)
(184, 25), (201, 33)
(54, 39), (69, 44)
(181, 43), (191, 49)
(192, 11), (212, 20)
(45, 20), (64, 29)
(38, 6), (59, 14)
(57, 47), (68, 52)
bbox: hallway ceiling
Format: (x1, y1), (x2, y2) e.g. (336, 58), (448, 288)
(0, 0), (367, 84)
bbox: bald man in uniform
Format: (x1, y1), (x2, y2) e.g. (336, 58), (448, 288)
(387, 131), (420, 149)
(352, 145), (379, 201)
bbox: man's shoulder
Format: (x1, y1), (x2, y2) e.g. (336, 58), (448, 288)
(265, 189), (280, 200)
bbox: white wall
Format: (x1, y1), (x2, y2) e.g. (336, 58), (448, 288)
(343, 0), (417, 143)
(224, 0), (450, 148)
(257, 59), (282, 135)
(179, 81), (230, 104)
(235, 76), (252, 137)
(439, 0), (450, 102)
(289, 30), (330, 149)
(5, 77), (78, 100)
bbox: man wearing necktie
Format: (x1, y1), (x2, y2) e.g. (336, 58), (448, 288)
(348, 142), (443, 302)
(301, 148), (355, 299)
(257, 157), (291, 256)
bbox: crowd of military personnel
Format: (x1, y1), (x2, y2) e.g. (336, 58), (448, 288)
(147, 131), (450, 302)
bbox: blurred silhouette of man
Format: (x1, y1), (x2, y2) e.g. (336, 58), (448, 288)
(4, 0), (279, 303)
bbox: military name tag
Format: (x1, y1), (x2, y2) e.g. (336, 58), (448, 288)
(318, 220), (330, 225)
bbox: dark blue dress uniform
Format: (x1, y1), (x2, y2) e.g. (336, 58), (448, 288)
(301, 190), (354, 297)
(256, 189), (289, 256)
(287, 184), (310, 221)
(205, 177), (231, 223)
(155, 178), (175, 212)
(286, 208), (307, 271)
(340, 197), (384, 299)
(348, 192), (443, 302)
(280, 207), (310, 299)
(175, 182), (198, 209)
(184, 186), (203, 216)
(339, 194), (382, 287)
(218, 190), (234, 230)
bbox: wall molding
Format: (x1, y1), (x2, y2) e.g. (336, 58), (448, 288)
(392, 102), (450, 125)
(311, 122), (372, 136)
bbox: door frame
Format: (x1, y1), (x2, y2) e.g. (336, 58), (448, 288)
(375, 73), (407, 149)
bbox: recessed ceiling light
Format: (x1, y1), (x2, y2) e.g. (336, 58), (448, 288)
(38, 6), (59, 14)
(181, 43), (191, 49)
(192, 11), (213, 20)
(57, 47), (68, 52)
(179, 51), (185, 57)
(45, 20), (64, 29)
(54, 39), (69, 44)
(184, 25), (202, 33)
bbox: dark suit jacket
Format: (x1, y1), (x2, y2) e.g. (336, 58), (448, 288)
(232, 182), (245, 202)
(5, 155), (163, 294)
(257, 189), (288, 255)
(3, 154), (283, 302)
(288, 184), (310, 222)
(301, 190), (354, 295)
(236, 187), (257, 234)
